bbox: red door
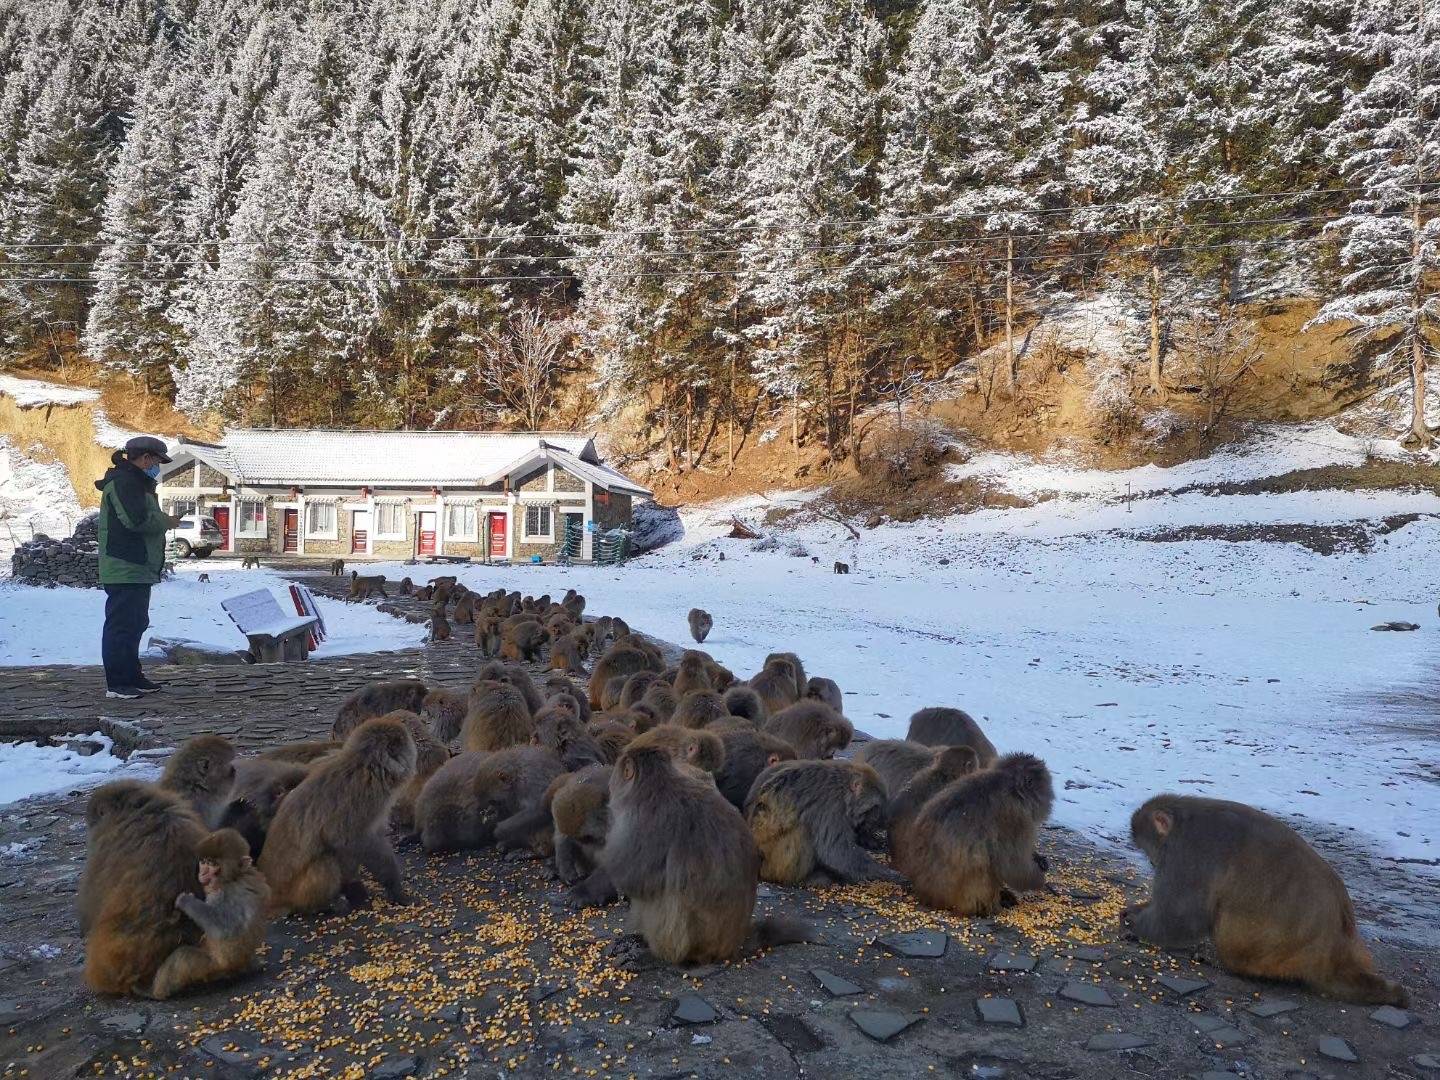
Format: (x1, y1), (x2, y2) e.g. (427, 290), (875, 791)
(211, 506), (231, 550)
(283, 509), (299, 553)
(418, 511), (437, 556)
(488, 512), (507, 558)
(350, 510), (370, 555)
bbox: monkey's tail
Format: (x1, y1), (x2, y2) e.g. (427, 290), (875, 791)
(1322, 944), (1410, 1006)
(753, 916), (814, 950)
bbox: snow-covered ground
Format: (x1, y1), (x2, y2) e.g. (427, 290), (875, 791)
(0, 373), (100, 408)
(0, 435), (84, 562)
(0, 563), (427, 666)
(0, 732), (152, 806)
(343, 429), (1440, 883)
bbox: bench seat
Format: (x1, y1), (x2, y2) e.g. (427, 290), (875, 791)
(221, 589), (319, 662)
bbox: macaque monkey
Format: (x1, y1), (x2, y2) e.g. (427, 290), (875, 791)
(588, 718), (635, 762)
(1126, 795), (1408, 1006)
(391, 712), (452, 835)
(259, 740), (339, 765)
(421, 688), (467, 745)
(476, 661), (544, 713)
(452, 591), (476, 625)
(348, 570), (386, 598)
(886, 746), (981, 864)
(430, 602), (453, 643)
(833, 562), (849, 574)
(722, 685), (767, 725)
(333, 680), (429, 740)
(151, 829), (270, 999)
(552, 765), (616, 907)
(905, 707), (998, 766)
(462, 679), (534, 752)
(221, 758), (311, 859)
(673, 689), (727, 729)
(763, 701), (853, 759)
(764, 652), (807, 700)
(749, 657), (802, 715)
(854, 739), (942, 798)
(500, 619), (550, 662)
(330, 559), (345, 576)
(588, 644), (653, 709)
(532, 702), (608, 770)
(803, 677), (842, 714)
(475, 614), (504, 656)
(673, 652), (715, 698)
(550, 633), (587, 675)
(241, 556), (261, 569)
(399, 577), (413, 596)
(714, 728), (796, 810)
(687, 608), (713, 644)
(158, 735), (237, 828)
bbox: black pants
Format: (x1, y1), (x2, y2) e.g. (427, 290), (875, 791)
(102, 584), (151, 689)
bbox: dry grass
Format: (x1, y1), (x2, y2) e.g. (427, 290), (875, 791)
(0, 397), (113, 507)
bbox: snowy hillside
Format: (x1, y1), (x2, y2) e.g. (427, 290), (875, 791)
(0, 436), (84, 561)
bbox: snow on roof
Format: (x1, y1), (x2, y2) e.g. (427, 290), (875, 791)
(173, 429), (649, 493)
(0, 374), (101, 408)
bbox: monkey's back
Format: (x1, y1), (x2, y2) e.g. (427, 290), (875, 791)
(854, 739), (935, 798)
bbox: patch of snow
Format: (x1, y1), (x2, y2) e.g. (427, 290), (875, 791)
(758, 428), (780, 445)
(0, 839), (36, 859)
(27, 944), (61, 959)
(92, 409), (147, 450)
(0, 732), (148, 807)
(0, 373), (100, 408)
(0, 436), (84, 564)
(0, 562), (426, 667)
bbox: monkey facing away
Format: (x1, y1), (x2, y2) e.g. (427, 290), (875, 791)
(1126, 795), (1408, 1006)
(551, 765), (617, 907)
(430, 602), (453, 643)
(896, 752), (1053, 917)
(886, 746), (981, 865)
(158, 735), (237, 828)
(764, 651), (807, 700)
(415, 752), (490, 853)
(745, 759), (900, 886)
(854, 739), (941, 798)
(333, 680), (430, 740)
(905, 707), (998, 766)
(258, 717), (416, 915)
(220, 758), (311, 860)
(475, 661), (544, 714)
(803, 677), (842, 714)
(462, 679), (534, 753)
(151, 829), (270, 999)
(714, 728), (796, 811)
(687, 608), (713, 644)
(79, 781), (207, 996)
(421, 688), (467, 745)
(588, 644), (654, 709)
(391, 712), (452, 835)
(763, 700), (853, 759)
(722, 685), (767, 725)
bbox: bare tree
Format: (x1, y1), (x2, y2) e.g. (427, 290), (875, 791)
(471, 309), (573, 430)
(1174, 304), (1261, 435)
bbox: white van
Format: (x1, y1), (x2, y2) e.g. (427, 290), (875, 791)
(167, 513), (224, 558)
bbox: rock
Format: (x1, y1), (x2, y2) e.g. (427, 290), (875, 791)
(1370, 1005), (1414, 1029)
(810, 969), (863, 996)
(848, 1009), (923, 1043)
(1197, 1073), (1239, 1079)
(1058, 980), (1115, 1007)
(1411, 1054), (1440, 1071)
(759, 1013), (824, 1054)
(1316, 1037), (1358, 1063)
(1201, 1024), (1248, 1049)
(1371, 621), (1420, 631)
(1085, 1032), (1152, 1051)
(1070, 947), (1105, 962)
(1247, 999), (1300, 1018)
(876, 930), (947, 958)
(199, 1035), (258, 1068)
(100, 1011), (148, 1035)
(1156, 973), (1210, 996)
(371, 1055), (421, 1079)
(1191, 1014), (1232, 1034)
(671, 994), (719, 1026)
(148, 636), (250, 666)
(987, 952), (1037, 973)
(975, 998), (1023, 1027)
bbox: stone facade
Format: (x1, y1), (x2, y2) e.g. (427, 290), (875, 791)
(197, 463), (229, 488)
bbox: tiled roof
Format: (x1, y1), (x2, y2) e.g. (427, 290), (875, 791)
(172, 429), (650, 494)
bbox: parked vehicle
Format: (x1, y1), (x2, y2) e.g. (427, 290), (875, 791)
(167, 513), (223, 558)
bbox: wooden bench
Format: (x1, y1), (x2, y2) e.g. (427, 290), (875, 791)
(426, 554), (473, 565)
(221, 589), (320, 663)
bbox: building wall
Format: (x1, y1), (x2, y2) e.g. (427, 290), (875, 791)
(197, 463), (229, 488)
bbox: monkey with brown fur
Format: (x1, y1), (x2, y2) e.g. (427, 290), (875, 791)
(258, 740), (340, 765)
(543, 675), (592, 723)
(472, 746), (568, 854)
(79, 781), (208, 995)
(241, 555), (262, 569)
(588, 643), (654, 709)
(550, 633), (587, 675)
(414, 585), (434, 603)
(625, 723), (725, 777)
(763, 700), (853, 759)
(258, 718), (416, 915)
(602, 737), (806, 966)
(430, 602), (453, 643)
(687, 608), (713, 644)
(803, 677), (842, 714)
(453, 591), (476, 625)
(552, 765), (617, 906)
(673, 689), (728, 729)
(531, 702), (607, 770)
(158, 735), (237, 828)
(221, 758), (311, 859)
(500, 619), (550, 662)
(749, 656), (802, 715)
(462, 679), (534, 753)
(746, 759), (899, 886)
(764, 651), (807, 700)
(897, 752), (1052, 916)
(854, 739), (943, 798)
(475, 614), (503, 656)
(421, 688), (467, 745)
(151, 829), (270, 999)
(348, 570), (387, 599)
(886, 746), (981, 866)
(618, 670), (660, 710)
(415, 752), (490, 852)
(399, 577), (413, 596)
(638, 682), (678, 725)
(391, 711), (452, 835)
(1125, 794), (1408, 1005)
(714, 728), (796, 811)
(905, 706), (998, 766)
(476, 661), (544, 714)
(589, 718), (635, 762)
(333, 679), (430, 740)
(672, 652), (715, 698)
(722, 685), (766, 726)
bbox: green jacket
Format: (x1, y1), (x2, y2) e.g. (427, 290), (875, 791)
(96, 452), (170, 585)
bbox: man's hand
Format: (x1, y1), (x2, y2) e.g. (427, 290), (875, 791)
(167, 514), (183, 528)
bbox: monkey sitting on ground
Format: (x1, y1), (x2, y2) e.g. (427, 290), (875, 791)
(476, 661), (545, 714)
(348, 570), (386, 599)
(414, 585), (434, 602)
(803, 677), (842, 714)
(673, 652), (715, 698)
(623, 723), (725, 777)
(749, 656), (802, 715)
(618, 671), (660, 710)
(399, 577), (413, 596)
(905, 706), (998, 766)
(258, 740), (339, 765)
(333, 679), (430, 740)
(258, 718), (416, 915)
(714, 728), (796, 811)
(1126, 795), (1409, 1006)
(765, 651), (807, 699)
(241, 555), (261, 569)
(79, 781), (207, 995)
(532, 702), (607, 770)
(588, 642), (655, 708)
(673, 689), (728, 729)
(854, 739), (945, 798)
(330, 559), (345, 576)
(500, 619), (550, 663)
(746, 759), (899, 886)
(588, 718), (635, 763)
(421, 688), (467, 745)
(430, 602), (453, 643)
(552, 765), (617, 907)
(543, 675), (592, 723)
(722, 685), (767, 726)
(550, 632), (587, 675)
(475, 614), (503, 656)
(415, 752), (490, 852)
(462, 679), (534, 753)
(687, 608), (713, 644)
(762, 700), (853, 759)
(897, 752), (1053, 916)
(602, 737), (807, 966)
(833, 561), (849, 574)
(453, 591), (476, 625)
(469, 746), (567, 854)
(220, 758), (311, 859)
(391, 712), (452, 835)
(158, 735), (237, 828)
(638, 682), (678, 725)
(151, 829), (270, 999)
(886, 746), (981, 863)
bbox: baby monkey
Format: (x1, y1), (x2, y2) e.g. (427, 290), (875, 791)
(151, 829), (270, 999)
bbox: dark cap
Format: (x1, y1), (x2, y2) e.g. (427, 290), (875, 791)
(124, 435), (172, 463)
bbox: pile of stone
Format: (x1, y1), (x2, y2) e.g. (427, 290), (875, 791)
(10, 516), (101, 588)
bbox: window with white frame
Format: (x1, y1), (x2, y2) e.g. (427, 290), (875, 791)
(445, 504), (477, 540)
(523, 503), (552, 541)
(375, 503), (406, 539)
(305, 502), (338, 539)
(168, 497), (197, 517)
(237, 500), (267, 538)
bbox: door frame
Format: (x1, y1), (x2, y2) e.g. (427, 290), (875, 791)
(211, 504), (232, 552)
(486, 510), (509, 561)
(281, 508), (300, 554)
(350, 508), (371, 556)
(416, 509), (438, 558)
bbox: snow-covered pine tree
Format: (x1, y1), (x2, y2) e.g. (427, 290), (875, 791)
(1314, 0), (1440, 447)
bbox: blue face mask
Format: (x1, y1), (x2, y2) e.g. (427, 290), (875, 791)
(144, 464), (161, 479)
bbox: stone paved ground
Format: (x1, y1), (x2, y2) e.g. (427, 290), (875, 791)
(0, 572), (1436, 1079)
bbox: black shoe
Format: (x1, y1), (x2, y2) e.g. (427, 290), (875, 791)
(105, 686), (143, 700)
(133, 676), (163, 694)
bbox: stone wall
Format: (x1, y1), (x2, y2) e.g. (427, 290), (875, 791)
(11, 533), (101, 587)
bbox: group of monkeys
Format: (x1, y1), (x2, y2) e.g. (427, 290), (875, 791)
(76, 583), (1409, 1010)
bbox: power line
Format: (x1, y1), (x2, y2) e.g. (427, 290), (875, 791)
(0, 231), (1384, 287)
(1, 182), (1434, 252)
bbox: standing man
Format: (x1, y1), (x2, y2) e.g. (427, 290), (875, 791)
(96, 436), (180, 699)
